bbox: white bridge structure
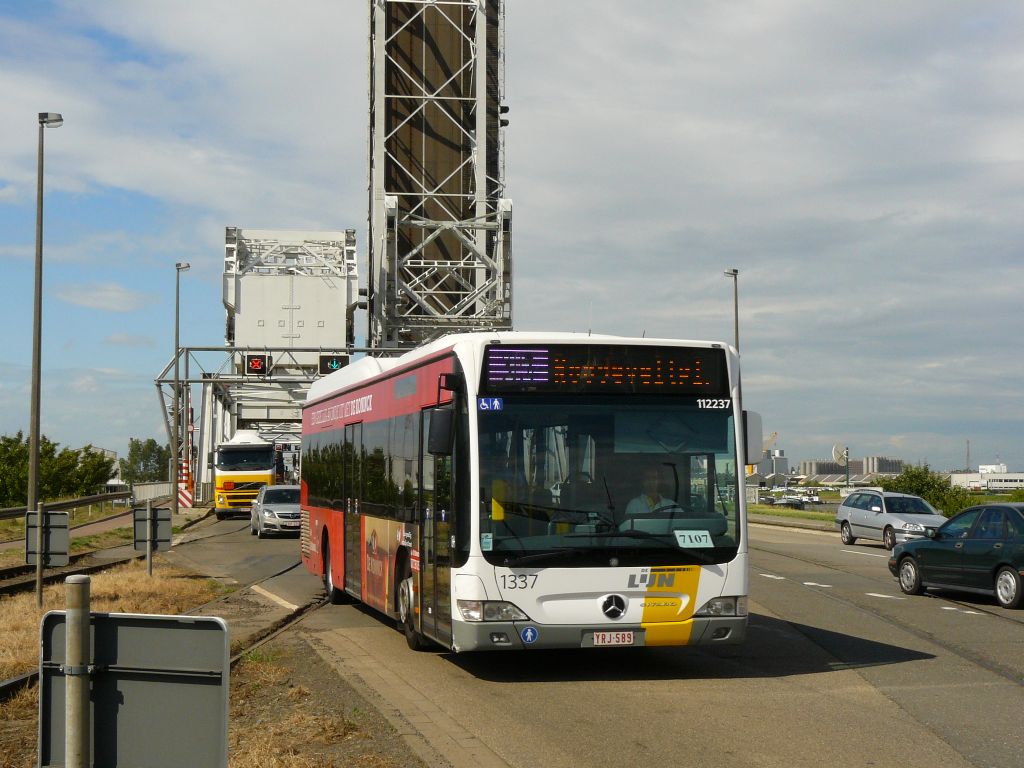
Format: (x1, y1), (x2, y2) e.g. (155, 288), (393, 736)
(156, 229), (360, 502)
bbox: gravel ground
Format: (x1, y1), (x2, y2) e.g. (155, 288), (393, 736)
(229, 630), (432, 768)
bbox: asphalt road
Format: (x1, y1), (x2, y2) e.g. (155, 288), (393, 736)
(180, 516), (1024, 768)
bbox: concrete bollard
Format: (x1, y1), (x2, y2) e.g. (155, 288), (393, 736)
(65, 574), (91, 768)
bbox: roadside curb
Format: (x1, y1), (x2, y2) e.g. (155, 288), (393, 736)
(176, 508), (214, 531)
(750, 514), (834, 533)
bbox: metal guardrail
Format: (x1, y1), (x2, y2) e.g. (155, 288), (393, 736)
(132, 481), (174, 503)
(0, 491), (133, 521)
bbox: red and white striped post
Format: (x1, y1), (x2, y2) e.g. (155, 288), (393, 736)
(177, 454), (193, 508)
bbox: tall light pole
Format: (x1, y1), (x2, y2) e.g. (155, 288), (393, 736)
(171, 262), (190, 520)
(724, 268), (739, 352)
(27, 112), (63, 517)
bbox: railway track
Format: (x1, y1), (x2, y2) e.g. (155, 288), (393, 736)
(0, 505), (185, 596)
(0, 530), (322, 704)
(0, 508), (139, 547)
(0, 502), (204, 594)
(0, 551), (141, 597)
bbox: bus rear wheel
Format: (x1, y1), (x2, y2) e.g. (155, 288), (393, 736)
(321, 536), (343, 605)
(398, 564), (429, 651)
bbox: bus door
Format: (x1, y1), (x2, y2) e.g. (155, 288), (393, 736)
(344, 422), (362, 596)
(421, 410), (453, 646)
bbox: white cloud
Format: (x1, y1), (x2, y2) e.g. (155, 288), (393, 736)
(70, 374), (99, 393)
(105, 333), (156, 348)
(0, 1), (1022, 470)
(54, 282), (154, 312)
(0, 244), (31, 260)
(0, 4), (363, 228)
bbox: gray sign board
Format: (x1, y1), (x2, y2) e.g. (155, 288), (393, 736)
(39, 611), (229, 768)
(25, 510), (69, 567)
(133, 506), (172, 552)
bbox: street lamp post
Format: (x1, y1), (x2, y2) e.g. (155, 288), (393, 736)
(171, 262), (190, 520)
(724, 268), (739, 352)
(27, 112), (63, 519)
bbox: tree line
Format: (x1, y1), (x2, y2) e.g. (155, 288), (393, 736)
(117, 437), (172, 486)
(879, 464), (972, 516)
(0, 432), (115, 508)
(0, 433), (170, 508)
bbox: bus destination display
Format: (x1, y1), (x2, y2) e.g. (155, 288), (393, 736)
(482, 345), (727, 395)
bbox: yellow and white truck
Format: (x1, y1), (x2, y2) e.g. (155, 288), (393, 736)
(213, 430), (275, 520)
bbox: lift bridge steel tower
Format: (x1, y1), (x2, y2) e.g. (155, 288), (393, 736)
(368, 0), (513, 348)
(155, 2), (513, 503)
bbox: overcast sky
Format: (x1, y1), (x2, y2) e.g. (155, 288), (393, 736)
(1, 1), (1022, 472)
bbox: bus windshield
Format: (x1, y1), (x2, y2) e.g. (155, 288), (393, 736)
(216, 446), (275, 471)
(477, 395), (739, 567)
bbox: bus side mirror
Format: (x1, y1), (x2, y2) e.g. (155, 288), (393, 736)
(743, 411), (762, 467)
(428, 407), (454, 456)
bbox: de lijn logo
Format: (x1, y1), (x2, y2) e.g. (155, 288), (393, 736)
(627, 568), (677, 589)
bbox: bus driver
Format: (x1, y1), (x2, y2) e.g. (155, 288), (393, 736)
(625, 465), (679, 517)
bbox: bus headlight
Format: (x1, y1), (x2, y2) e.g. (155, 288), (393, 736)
(695, 596), (748, 617)
(456, 600), (530, 622)
(217, 494), (225, 505)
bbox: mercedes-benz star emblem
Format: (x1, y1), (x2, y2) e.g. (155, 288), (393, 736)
(602, 594), (627, 619)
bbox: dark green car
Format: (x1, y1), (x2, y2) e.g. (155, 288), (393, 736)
(888, 503), (1024, 609)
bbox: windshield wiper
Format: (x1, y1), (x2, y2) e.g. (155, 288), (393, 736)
(567, 529), (665, 540)
(600, 475), (617, 522)
(502, 548), (585, 567)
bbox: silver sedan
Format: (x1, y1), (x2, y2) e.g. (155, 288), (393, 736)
(835, 490), (946, 550)
(250, 484), (301, 538)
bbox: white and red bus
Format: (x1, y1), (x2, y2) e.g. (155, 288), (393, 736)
(300, 332), (761, 651)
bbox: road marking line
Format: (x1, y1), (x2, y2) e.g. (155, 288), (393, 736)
(252, 584), (298, 611)
(942, 606), (983, 615)
(759, 573), (786, 580)
(803, 582), (833, 588)
(841, 549), (888, 558)
(866, 592), (905, 600)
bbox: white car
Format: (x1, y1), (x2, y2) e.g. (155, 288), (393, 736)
(250, 484), (301, 538)
(835, 490), (946, 550)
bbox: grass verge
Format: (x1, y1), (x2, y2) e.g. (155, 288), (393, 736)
(0, 502), (128, 541)
(0, 557), (227, 768)
(0, 556), (424, 768)
(0, 557), (226, 681)
(749, 504), (835, 523)
(0, 528), (137, 569)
